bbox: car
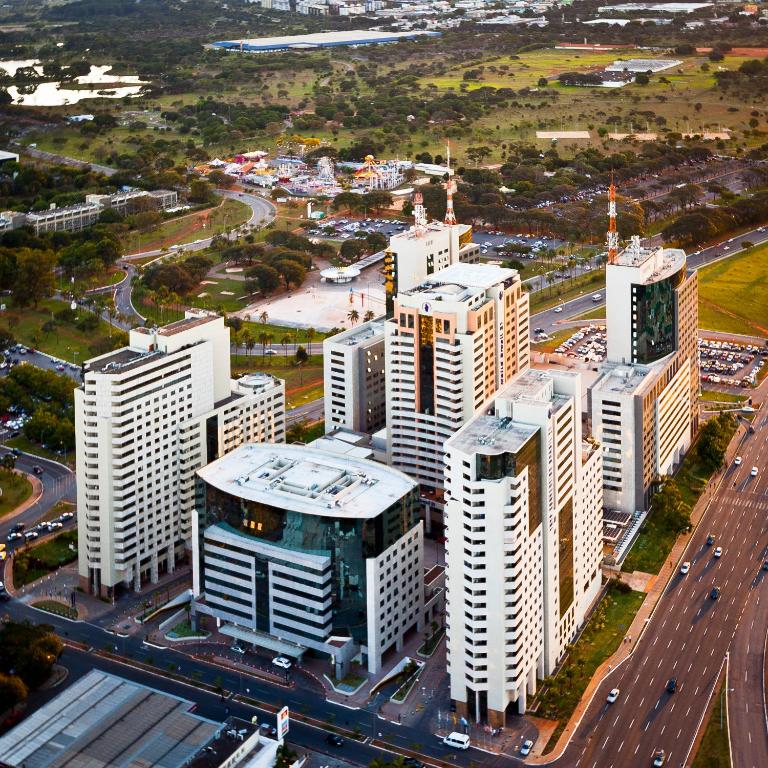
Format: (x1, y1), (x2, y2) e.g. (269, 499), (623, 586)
(271, 656), (292, 670)
(0, 580), (4, 592)
(711, 586), (721, 600)
(706, 534), (715, 546)
(6, 532), (22, 542)
(654, 749), (666, 767)
(714, 546), (723, 558)
(520, 739), (534, 756)
(553, 306), (563, 313)
(763, 561), (768, 572)
(264, 349), (277, 356)
(666, 678), (677, 693)
(10, 523), (24, 533)
(11, 448), (20, 456)
(534, 328), (545, 334)
(607, 688), (620, 704)
(56, 364), (65, 372)
(24, 531), (38, 541)
(230, 645), (245, 654)
(751, 467), (759, 477)
(261, 725), (278, 738)
(592, 294), (602, 302)
(735, 456), (742, 466)
(680, 562), (690, 575)
(326, 734), (344, 747)
(32, 465), (44, 475)
(59, 512), (74, 521)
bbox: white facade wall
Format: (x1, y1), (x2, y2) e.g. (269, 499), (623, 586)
(76, 314), (285, 595)
(655, 358), (692, 475)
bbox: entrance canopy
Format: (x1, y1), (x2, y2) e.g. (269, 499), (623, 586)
(220, 625), (307, 659)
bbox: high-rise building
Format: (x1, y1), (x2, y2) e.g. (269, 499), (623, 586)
(75, 312), (285, 597)
(590, 235), (699, 513)
(382, 192), (480, 312)
(192, 443), (423, 675)
(323, 319), (386, 435)
(445, 369), (602, 725)
(385, 263), (529, 528)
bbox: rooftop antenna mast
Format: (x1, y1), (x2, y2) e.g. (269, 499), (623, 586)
(607, 172), (619, 264)
(444, 141), (457, 226)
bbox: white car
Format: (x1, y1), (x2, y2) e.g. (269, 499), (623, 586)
(680, 562), (690, 575)
(735, 456), (742, 466)
(752, 467), (759, 477)
(272, 656), (292, 670)
(520, 739), (534, 756)
(230, 645), (246, 654)
(553, 306), (563, 313)
(606, 688), (620, 703)
(714, 546), (723, 558)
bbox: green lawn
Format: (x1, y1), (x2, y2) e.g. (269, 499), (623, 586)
(124, 198), (252, 253)
(537, 583), (646, 752)
(700, 390), (746, 404)
(32, 600), (78, 620)
(14, 530), (78, 588)
(230, 353), (323, 404)
(529, 271), (606, 314)
(623, 420), (737, 574)
(697, 242), (768, 336)
(0, 470), (33, 519)
(6, 435), (74, 467)
(1, 298), (125, 362)
(167, 619), (206, 638)
(574, 306), (606, 322)
(691, 678), (730, 768)
(532, 327), (573, 353)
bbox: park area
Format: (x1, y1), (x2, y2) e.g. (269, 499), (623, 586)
(534, 581), (646, 752)
(0, 469), (33, 519)
(698, 242), (768, 336)
(13, 530), (78, 588)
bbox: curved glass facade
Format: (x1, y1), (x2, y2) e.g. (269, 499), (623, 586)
(198, 482), (419, 643)
(631, 268), (683, 364)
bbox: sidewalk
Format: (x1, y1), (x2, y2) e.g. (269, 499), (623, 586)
(531, 419), (749, 763)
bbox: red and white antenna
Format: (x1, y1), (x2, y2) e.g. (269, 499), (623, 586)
(444, 141), (457, 226)
(413, 190), (427, 233)
(607, 172), (619, 264)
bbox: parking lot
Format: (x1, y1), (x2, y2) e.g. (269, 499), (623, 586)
(699, 338), (767, 388)
(305, 218), (561, 255)
(550, 325), (607, 363)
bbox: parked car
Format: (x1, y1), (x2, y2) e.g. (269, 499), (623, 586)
(230, 645), (246, 655)
(271, 656), (292, 670)
(520, 739), (534, 756)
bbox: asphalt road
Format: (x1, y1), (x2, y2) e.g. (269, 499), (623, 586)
(123, 189), (276, 262)
(3, 597), (510, 768)
(0, 447), (75, 548)
(551, 408), (768, 768)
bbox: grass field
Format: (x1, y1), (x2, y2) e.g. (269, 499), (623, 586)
(537, 583), (646, 752)
(6, 435), (74, 467)
(532, 327), (573, 353)
(230, 353), (323, 404)
(13, 530), (78, 587)
(574, 305), (606, 322)
(697, 243), (768, 336)
(31, 599), (78, 619)
(1, 298), (124, 362)
(691, 677), (730, 768)
(124, 198), (251, 253)
(0, 470), (33, 519)
(529, 270), (606, 313)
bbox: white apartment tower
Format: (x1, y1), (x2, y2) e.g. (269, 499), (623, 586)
(445, 369), (602, 726)
(75, 312), (285, 597)
(385, 263), (529, 528)
(590, 236), (699, 514)
(323, 319), (386, 434)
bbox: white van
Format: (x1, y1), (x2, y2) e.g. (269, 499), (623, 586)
(443, 732), (470, 750)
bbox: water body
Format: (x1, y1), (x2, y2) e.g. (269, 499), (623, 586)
(1, 61), (147, 106)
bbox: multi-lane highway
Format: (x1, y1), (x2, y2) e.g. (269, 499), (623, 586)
(550, 409), (768, 768)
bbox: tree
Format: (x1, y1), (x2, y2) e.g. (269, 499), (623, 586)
(241, 329), (254, 359)
(697, 413), (735, 472)
(466, 146), (492, 166)
(306, 327), (316, 356)
(363, 310), (375, 322)
(295, 345), (308, 365)
(259, 310), (269, 326)
(275, 260), (306, 290)
(280, 333), (291, 360)
(0, 673), (28, 709)
(340, 239), (365, 262)
(245, 264), (280, 296)
(13, 249), (56, 308)
(652, 479), (690, 533)
(348, 309), (360, 326)
(332, 192), (361, 215)
(189, 179), (214, 204)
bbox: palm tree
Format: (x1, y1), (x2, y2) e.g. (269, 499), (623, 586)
(241, 329), (254, 358)
(246, 333), (256, 360)
(258, 331), (269, 359)
(546, 272), (556, 297)
(280, 334), (291, 360)
(347, 309), (360, 326)
(231, 328), (242, 356)
(306, 327), (316, 356)
(259, 310), (269, 326)
(363, 310), (375, 322)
